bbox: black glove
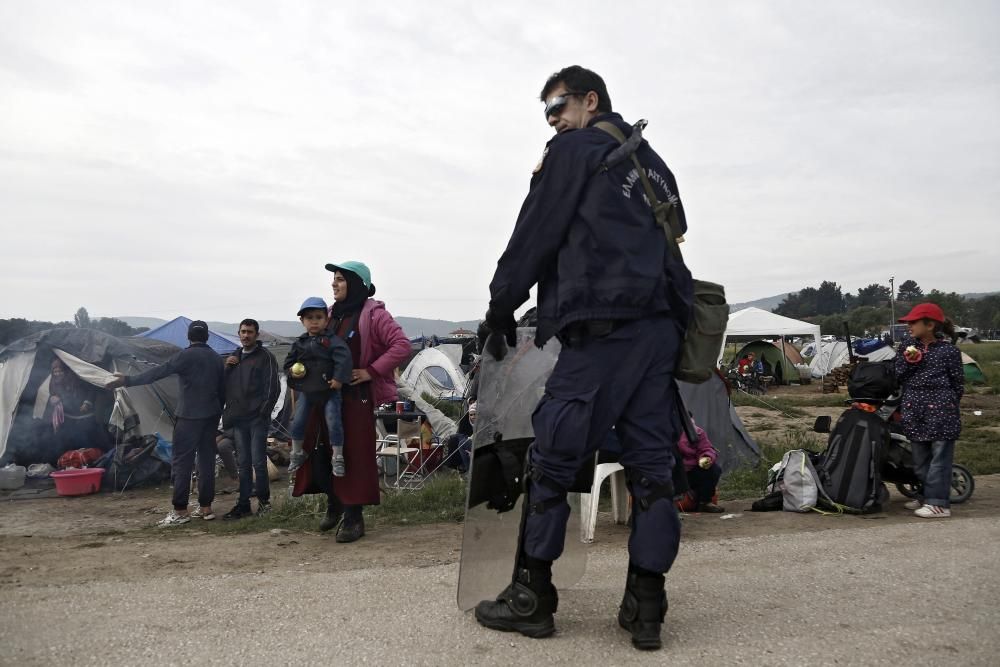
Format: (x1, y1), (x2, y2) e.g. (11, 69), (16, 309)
(477, 308), (517, 361)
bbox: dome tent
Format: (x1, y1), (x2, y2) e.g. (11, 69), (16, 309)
(137, 316), (240, 355)
(732, 340), (800, 385)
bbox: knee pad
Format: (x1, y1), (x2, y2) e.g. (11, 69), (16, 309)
(624, 468), (674, 512)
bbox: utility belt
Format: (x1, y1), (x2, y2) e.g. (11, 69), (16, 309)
(557, 319), (626, 347)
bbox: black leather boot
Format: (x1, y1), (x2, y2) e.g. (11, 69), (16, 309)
(474, 564), (558, 638)
(319, 496), (342, 532)
(618, 569), (668, 650)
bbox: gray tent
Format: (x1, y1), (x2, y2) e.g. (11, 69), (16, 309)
(679, 372), (760, 473)
(0, 328), (181, 465)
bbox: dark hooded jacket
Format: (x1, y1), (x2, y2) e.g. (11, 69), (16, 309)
(222, 343), (280, 426)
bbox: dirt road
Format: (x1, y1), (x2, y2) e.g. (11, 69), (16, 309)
(2, 475), (998, 665)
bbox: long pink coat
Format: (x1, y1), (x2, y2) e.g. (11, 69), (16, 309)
(354, 299), (410, 406)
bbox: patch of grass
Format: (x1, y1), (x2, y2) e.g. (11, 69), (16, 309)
(778, 394), (854, 408)
(206, 475), (467, 536)
(961, 342), (1000, 394)
(731, 392), (809, 417)
(955, 428), (1000, 476)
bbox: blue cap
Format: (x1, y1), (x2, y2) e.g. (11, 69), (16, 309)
(297, 296), (328, 316)
(325, 260), (371, 288)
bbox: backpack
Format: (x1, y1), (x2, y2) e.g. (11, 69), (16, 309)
(847, 360), (897, 401)
(819, 408), (890, 513)
(776, 449), (836, 512)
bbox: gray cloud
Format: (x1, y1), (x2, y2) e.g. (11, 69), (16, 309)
(1, 1), (997, 325)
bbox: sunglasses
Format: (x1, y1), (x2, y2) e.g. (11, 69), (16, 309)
(543, 91), (588, 118)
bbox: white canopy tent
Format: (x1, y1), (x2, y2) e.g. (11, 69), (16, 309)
(720, 307), (823, 376)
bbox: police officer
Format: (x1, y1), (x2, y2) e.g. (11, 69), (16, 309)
(474, 66), (693, 651)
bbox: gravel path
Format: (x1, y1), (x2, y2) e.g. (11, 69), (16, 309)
(2, 515), (998, 666)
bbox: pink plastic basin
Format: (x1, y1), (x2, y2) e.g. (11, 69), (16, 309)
(50, 468), (105, 496)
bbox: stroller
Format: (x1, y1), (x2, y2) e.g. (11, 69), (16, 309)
(813, 359), (974, 505)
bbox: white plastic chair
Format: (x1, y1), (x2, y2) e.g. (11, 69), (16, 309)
(580, 462), (629, 543)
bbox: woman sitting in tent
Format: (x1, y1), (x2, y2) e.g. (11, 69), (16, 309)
(39, 358), (110, 461)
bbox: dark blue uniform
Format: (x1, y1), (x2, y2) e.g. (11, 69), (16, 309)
(489, 112), (692, 574)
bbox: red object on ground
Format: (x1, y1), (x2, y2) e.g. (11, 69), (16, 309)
(50, 468), (104, 496)
(675, 490), (719, 512)
(57, 448), (104, 470)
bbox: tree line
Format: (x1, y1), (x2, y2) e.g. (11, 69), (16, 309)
(0, 307), (149, 347)
(773, 281), (1000, 336)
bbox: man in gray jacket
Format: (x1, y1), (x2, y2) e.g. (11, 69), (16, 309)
(110, 320), (225, 525)
(221, 318), (280, 519)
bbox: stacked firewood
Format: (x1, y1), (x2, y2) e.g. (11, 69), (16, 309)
(821, 362), (858, 393)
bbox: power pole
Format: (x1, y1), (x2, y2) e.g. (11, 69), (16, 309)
(889, 276), (896, 342)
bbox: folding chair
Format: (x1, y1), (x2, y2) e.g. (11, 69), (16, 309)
(376, 418), (420, 489)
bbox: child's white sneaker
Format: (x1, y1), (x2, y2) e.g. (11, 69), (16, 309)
(288, 451), (307, 474)
(332, 454), (346, 477)
(904, 499), (922, 510)
(914, 504), (950, 518)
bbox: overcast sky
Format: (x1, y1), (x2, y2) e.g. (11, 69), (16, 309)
(2, 1), (997, 325)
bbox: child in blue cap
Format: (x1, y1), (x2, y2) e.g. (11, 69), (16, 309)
(284, 297), (353, 476)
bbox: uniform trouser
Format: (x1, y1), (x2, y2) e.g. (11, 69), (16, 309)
(233, 415), (271, 508)
(171, 416), (218, 510)
(523, 315), (682, 574)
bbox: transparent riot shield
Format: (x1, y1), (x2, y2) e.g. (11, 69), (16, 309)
(456, 328), (587, 611)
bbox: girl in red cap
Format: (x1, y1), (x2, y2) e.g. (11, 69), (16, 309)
(894, 302), (964, 518)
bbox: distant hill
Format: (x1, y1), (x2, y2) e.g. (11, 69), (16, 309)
(729, 294), (790, 313)
(117, 315), (480, 339)
(730, 290), (997, 315)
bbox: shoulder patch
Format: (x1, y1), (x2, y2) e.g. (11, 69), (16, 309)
(532, 146), (549, 174)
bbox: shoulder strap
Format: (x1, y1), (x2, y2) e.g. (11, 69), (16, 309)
(594, 120), (684, 261)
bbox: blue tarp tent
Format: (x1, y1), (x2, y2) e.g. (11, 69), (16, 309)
(137, 316), (240, 355)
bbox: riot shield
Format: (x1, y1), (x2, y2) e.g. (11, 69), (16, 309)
(456, 328), (587, 611)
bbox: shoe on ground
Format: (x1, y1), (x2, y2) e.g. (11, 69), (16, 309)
(904, 499), (922, 510)
(157, 511), (191, 527)
(287, 451), (307, 474)
(697, 503), (726, 513)
(223, 505), (253, 521)
(190, 506), (216, 521)
(256, 501), (272, 516)
(618, 571), (667, 650)
(332, 454), (346, 477)
(336, 518), (365, 543)
(319, 506), (342, 532)
(914, 504), (950, 518)
(474, 571), (558, 639)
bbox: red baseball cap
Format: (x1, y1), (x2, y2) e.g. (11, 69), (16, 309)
(898, 302), (945, 323)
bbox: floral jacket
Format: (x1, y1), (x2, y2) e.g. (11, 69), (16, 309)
(894, 336), (964, 441)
